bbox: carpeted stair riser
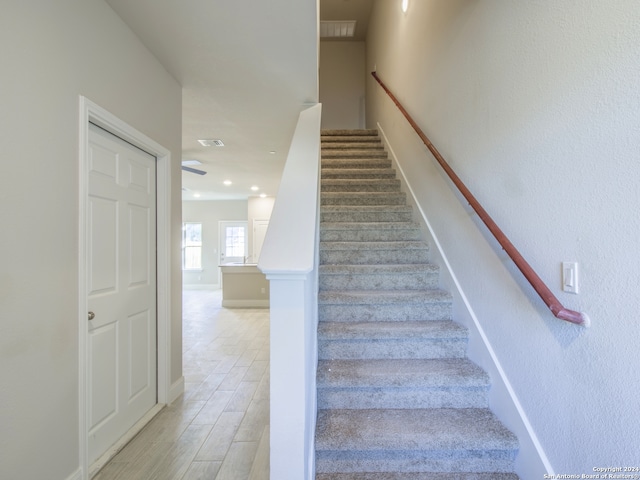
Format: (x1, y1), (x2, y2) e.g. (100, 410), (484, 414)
(322, 142), (385, 150)
(322, 129), (379, 136)
(321, 179), (402, 193)
(321, 168), (397, 179)
(320, 222), (421, 242)
(322, 192), (407, 206)
(320, 241), (429, 265)
(318, 320), (467, 343)
(319, 264), (438, 290)
(322, 158), (392, 169)
(318, 297), (452, 323)
(318, 335), (467, 360)
(317, 320), (466, 359)
(322, 136), (382, 143)
(321, 206), (414, 223)
(315, 452), (517, 476)
(317, 358), (490, 409)
(316, 129), (519, 478)
(323, 148), (389, 159)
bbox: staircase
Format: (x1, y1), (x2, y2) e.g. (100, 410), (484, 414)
(315, 129), (520, 479)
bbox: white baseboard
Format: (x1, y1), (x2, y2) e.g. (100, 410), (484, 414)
(169, 376), (185, 404)
(65, 468), (83, 480)
(183, 283), (219, 290)
(89, 404), (164, 478)
(378, 123), (552, 479)
(222, 299), (269, 308)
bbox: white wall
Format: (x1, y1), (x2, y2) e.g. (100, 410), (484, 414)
(182, 200), (248, 287)
(320, 41), (366, 129)
(248, 196), (275, 263)
(367, 0), (640, 476)
(0, 2), (182, 479)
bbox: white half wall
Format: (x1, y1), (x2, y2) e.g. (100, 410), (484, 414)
(367, 0), (640, 477)
(259, 104), (322, 480)
(0, 2), (182, 479)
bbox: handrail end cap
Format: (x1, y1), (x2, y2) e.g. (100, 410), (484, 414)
(577, 312), (591, 328)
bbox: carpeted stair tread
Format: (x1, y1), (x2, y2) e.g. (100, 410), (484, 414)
(321, 142), (384, 150)
(318, 320), (467, 340)
(321, 178), (401, 192)
(315, 408), (519, 451)
(316, 358), (490, 409)
(317, 473), (519, 480)
(317, 358), (489, 389)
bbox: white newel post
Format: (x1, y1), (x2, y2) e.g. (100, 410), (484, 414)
(258, 104), (322, 480)
(266, 274), (315, 479)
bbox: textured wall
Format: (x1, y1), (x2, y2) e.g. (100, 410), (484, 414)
(0, 1), (182, 479)
(367, 0), (640, 476)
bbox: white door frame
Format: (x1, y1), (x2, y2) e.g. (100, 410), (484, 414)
(78, 96), (173, 479)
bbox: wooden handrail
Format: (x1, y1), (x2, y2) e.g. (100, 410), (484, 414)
(372, 71), (589, 327)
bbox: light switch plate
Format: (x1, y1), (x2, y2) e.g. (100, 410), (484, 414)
(562, 262), (579, 294)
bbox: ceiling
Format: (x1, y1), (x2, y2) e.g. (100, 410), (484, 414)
(105, 0), (373, 201)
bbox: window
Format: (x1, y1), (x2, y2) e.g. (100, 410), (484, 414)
(225, 226), (245, 258)
(182, 223), (202, 270)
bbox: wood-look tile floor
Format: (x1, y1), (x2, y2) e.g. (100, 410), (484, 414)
(94, 289), (270, 480)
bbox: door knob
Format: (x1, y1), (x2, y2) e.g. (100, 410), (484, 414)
(88, 311), (95, 321)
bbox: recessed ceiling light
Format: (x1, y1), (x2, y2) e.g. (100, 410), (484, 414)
(260, 193), (267, 198)
(223, 180), (232, 186)
(198, 139), (224, 147)
(251, 185), (259, 191)
(269, 151), (276, 155)
(402, 0), (409, 13)
(193, 192), (201, 198)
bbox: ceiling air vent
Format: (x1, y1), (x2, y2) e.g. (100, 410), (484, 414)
(198, 139), (224, 147)
(320, 21), (357, 38)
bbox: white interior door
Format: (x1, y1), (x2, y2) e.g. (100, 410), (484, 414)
(87, 123), (157, 464)
(253, 220), (269, 264)
(219, 221), (248, 264)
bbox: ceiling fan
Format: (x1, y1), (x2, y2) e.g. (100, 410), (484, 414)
(181, 159), (207, 176)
